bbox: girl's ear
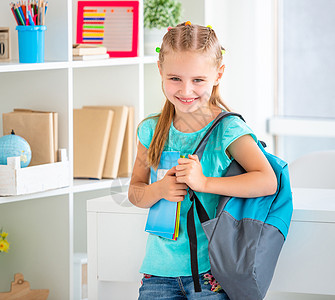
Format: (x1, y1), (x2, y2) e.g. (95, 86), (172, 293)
(214, 64), (225, 86)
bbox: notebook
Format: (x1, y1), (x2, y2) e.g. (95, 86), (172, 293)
(145, 151), (181, 240)
(73, 108), (113, 179)
(117, 106), (134, 177)
(83, 106), (128, 179)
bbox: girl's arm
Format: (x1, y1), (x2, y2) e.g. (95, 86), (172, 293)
(128, 141), (188, 208)
(175, 135), (277, 198)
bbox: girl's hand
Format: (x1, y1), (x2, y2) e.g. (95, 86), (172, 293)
(175, 155), (207, 192)
(158, 166), (188, 202)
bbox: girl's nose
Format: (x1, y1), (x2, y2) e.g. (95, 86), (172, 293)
(180, 81), (193, 96)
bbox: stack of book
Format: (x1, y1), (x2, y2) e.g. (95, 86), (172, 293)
(72, 44), (109, 61)
(73, 105), (134, 180)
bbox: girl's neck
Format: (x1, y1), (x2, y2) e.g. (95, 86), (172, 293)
(173, 106), (221, 133)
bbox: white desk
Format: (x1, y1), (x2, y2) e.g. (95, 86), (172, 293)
(269, 188), (335, 296)
(87, 194), (148, 300)
(87, 188), (335, 300)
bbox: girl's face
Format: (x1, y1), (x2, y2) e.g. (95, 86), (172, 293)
(158, 51), (224, 115)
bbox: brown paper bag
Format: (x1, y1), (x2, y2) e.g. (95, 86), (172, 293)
(13, 109), (58, 162)
(3, 111), (55, 166)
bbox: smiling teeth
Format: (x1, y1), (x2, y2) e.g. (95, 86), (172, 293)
(180, 99), (194, 102)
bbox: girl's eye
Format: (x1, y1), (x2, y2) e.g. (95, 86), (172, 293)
(193, 79), (204, 83)
(170, 77), (181, 81)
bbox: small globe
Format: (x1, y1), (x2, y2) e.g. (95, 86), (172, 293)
(0, 130), (32, 168)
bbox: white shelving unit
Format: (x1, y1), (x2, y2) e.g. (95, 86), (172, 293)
(0, 0), (204, 299)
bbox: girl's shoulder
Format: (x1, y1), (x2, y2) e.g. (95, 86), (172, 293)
(216, 113), (257, 145)
(138, 113), (160, 135)
(140, 113), (160, 128)
(219, 114), (246, 129)
(137, 113), (160, 149)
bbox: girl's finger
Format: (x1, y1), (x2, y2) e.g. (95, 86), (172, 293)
(175, 176), (186, 183)
(173, 189), (187, 196)
(165, 166), (176, 176)
(188, 154), (199, 162)
(175, 170), (187, 177)
(175, 164), (187, 171)
(177, 157), (191, 165)
(175, 183), (188, 189)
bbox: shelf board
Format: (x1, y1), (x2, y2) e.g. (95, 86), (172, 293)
(0, 178), (130, 204)
(0, 60), (69, 73)
(0, 186), (70, 205)
(71, 57), (141, 68)
(0, 55), (159, 73)
(73, 177), (130, 193)
(71, 55), (158, 68)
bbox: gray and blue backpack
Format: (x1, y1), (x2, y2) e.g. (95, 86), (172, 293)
(187, 112), (293, 300)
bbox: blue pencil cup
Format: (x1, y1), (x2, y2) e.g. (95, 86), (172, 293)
(16, 25), (46, 63)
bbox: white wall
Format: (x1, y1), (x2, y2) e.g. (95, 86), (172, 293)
(205, 0), (276, 151)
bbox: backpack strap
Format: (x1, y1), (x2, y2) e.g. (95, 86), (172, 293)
(193, 112), (245, 161)
(187, 111), (244, 292)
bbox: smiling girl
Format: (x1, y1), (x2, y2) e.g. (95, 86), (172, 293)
(128, 22), (277, 299)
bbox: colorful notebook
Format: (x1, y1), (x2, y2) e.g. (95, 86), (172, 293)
(145, 151), (181, 240)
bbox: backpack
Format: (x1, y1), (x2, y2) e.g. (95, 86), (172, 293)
(187, 111), (293, 300)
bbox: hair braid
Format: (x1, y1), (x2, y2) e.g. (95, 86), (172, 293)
(201, 26), (212, 51)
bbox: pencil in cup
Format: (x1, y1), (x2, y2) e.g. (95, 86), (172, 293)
(10, 0), (48, 26)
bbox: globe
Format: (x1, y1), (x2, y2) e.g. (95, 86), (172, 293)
(0, 130), (32, 168)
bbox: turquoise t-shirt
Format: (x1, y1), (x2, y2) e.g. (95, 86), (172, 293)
(137, 113), (257, 277)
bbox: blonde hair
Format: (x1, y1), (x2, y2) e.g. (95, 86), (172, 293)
(142, 22), (230, 169)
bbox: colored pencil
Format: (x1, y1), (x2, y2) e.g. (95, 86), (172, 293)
(21, 1), (26, 19)
(28, 10), (35, 25)
(14, 5), (25, 25)
(10, 3), (19, 25)
(18, 5), (26, 25)
(10, 0), (47, 26)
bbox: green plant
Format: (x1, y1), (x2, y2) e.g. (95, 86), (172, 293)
(144, 0), (182, 29)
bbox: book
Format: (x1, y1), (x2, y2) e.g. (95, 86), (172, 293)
(117, 106), (134, 177)
(2, 111), (55, 166)
(72, 43), (108, 56)
(73, 108), (114, 179)
(73, 54), (109, 61)
(83, 106), (128, 179)
(145, 151), (181, 240)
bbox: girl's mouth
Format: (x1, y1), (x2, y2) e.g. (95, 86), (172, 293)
(177, 97), (198, 104)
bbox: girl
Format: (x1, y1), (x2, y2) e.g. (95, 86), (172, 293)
(128, 22), (277, 299)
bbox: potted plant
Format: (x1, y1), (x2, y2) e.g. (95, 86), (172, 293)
(143, 0), (182, 55)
